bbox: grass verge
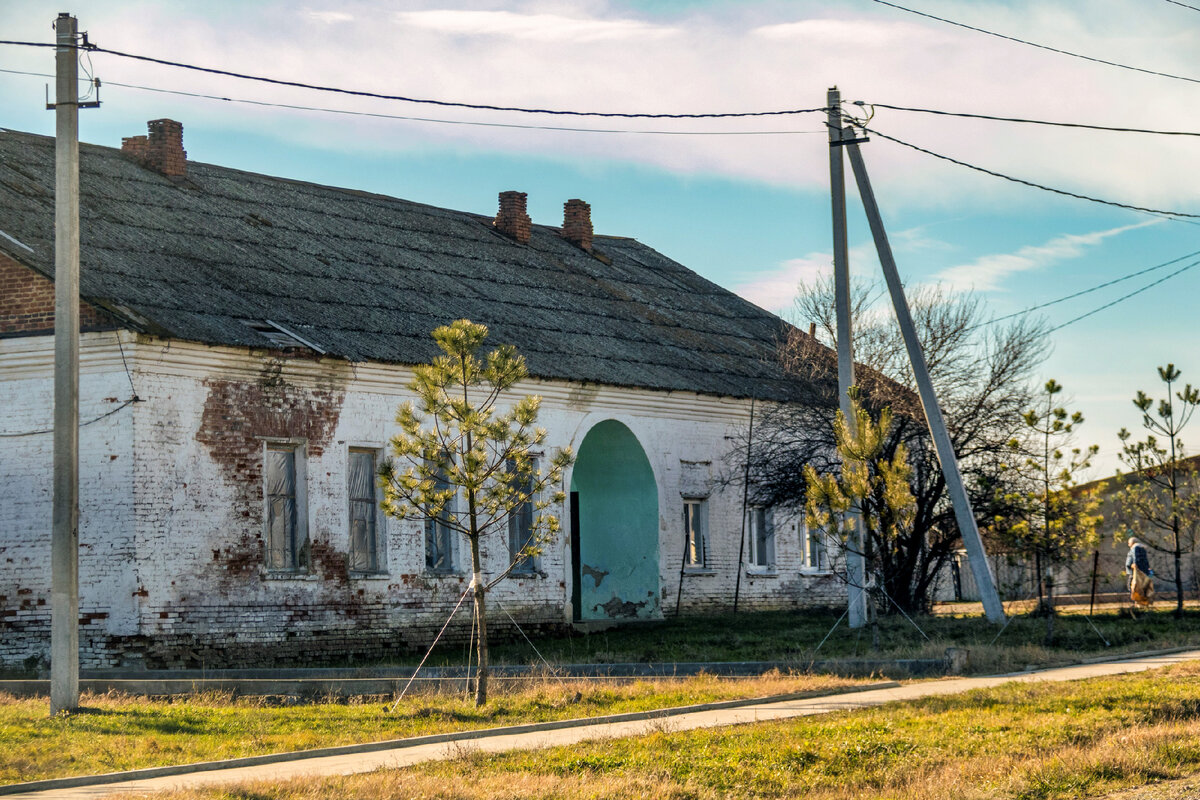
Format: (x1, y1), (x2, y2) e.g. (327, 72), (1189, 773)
(0, 672), (862, 784)
(467, 606), (1200, 675)
(149, 661), (1200, 800)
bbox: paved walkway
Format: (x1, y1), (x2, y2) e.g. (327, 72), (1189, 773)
(7, 649), (1200, 800)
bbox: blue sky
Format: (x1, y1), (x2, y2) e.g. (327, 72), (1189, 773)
(1, 0), (1197, 475)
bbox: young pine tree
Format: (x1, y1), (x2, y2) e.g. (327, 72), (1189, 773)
(1115, 364), (1200, 617)
(804, 393), (917, 649)
(997, 379), (1102, 644)
(378, 319), (573, 706)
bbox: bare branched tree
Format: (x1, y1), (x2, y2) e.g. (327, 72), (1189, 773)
(735, 276), (1049, 613)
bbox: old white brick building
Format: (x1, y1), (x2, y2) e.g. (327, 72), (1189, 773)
(0, 121), (845, 669)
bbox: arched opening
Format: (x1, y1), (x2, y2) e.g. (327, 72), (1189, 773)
(569, 420), (660, 621)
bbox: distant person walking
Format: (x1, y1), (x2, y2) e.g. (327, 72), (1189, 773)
(1125, 536), (1155, 608)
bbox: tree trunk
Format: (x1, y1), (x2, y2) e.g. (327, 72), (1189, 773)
(1034, 551), (1045, 612)
(470, 536), (489, 707)
(1043, 572), (1055, 646)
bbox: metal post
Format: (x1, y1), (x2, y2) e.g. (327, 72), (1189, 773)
(51, 12), (81, 714)
(842, 138), (1006, 625)
(732, 398), (755, 612)
(827, 88), (866, 628)
(1089, 550), (1100, 616)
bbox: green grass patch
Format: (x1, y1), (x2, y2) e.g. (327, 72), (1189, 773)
(0, 672), (861, 784)
(442, 606), (1200, 676)
(150, 661), (1200, 800)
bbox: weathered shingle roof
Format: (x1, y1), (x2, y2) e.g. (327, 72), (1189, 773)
(0, 129), (834, 403)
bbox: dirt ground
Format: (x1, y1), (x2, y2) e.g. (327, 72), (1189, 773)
(1100, 776), (1200, 799)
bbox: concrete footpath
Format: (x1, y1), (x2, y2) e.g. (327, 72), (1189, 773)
(6, 649), (1200, 800)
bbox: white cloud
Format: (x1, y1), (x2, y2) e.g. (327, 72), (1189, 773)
(5, 1), (1199, 211)
(736, 253), (831, 311)
(935, 220), (1158, 292)
(306, 10), (354, 24)
(393, 10), (677, 42)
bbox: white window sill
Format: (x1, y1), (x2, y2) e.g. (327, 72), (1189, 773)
(683, 568), (717, 576)
(745, 568), (778, 578)
(350, 571), (391, 581)
(263, 571), (317, 581)
(800, 568), (834, 576)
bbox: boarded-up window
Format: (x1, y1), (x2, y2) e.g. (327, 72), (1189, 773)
(425, 465), (456, 573)
(747, 506), (774, 569)
(348, 449), (381, 573)
(683, 499), (707, 569)
(266, 444), (307, 571)
(508, 458), (537, 573)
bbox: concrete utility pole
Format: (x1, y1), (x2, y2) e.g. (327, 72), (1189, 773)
(842, 137), (1007, 625)
(826, 88), (867, 629)
(51, 11), (81, 715)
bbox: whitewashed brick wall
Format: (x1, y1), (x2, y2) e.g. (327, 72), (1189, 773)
(1, 333), (846, 669)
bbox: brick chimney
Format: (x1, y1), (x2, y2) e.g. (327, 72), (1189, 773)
(561, 199), (593, 252)
(122, 119), (187, 177)
(494, 191), (531, 244)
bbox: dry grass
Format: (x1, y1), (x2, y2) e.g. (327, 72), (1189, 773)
(0, 671), (862, 784)
(141, 662), (1200, 800)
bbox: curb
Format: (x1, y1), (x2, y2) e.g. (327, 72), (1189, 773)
(0, 680), (899, 795)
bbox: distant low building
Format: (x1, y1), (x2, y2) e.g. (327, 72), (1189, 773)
(1, 120), (847, 669)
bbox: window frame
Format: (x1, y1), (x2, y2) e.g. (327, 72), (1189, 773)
(746, 505), (775, 572)
(682, 497), (709, 571)
(799, 513), (832, 574)
(347, 446), (387, 576)
(508, 456), (540, 575)
(262, 439), (310, 575)
(424, 459), (459, 575)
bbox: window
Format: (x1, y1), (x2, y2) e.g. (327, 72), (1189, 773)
(683, 499), (707, 569)
(508, 458), (538, 573)
(800, 514), (830, 572)
(265, 443), (308, 572)
(348, 448), (384, 573)
(747, 506), (774, 570)
(425, 463), (456, 573)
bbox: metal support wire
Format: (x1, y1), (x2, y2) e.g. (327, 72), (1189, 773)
(389, 584), (472, 711)
(878, 587), (931, 642)
(494, 598), (570, 689)
(810, 605), (851, 660)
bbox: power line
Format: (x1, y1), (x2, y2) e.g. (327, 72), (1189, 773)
(0, 39), (826, 119)
(855, 101), (1200, 138)
(1048, 258), (1200, 332)
(866, 0), (1200, 86)
(973, 248), (1200, 330)
(1161, 0), (1200, 12)
(0, 399), (135, 438)
(861, 125), (1200, 221)
(0, 67), (825, 136)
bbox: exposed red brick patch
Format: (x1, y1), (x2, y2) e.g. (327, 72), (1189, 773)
(0, 252), (118, 335)
(195, 359), (348, 581)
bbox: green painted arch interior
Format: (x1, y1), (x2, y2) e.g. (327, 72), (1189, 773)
(570, 419), (660, 621)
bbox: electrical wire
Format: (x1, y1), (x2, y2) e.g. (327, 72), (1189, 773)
(861, 125), (1200, 221)
(1161, 0), (1200, 11)
(1047, 258), (1200, 332)
(855, 101), (1200, 138)
(0, 399), (136, 438)
(971, 248), (1200, 331)
(0, 39), (827, 119)
(0, 68), (826, 135)
(866, 0), (1200, 85)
